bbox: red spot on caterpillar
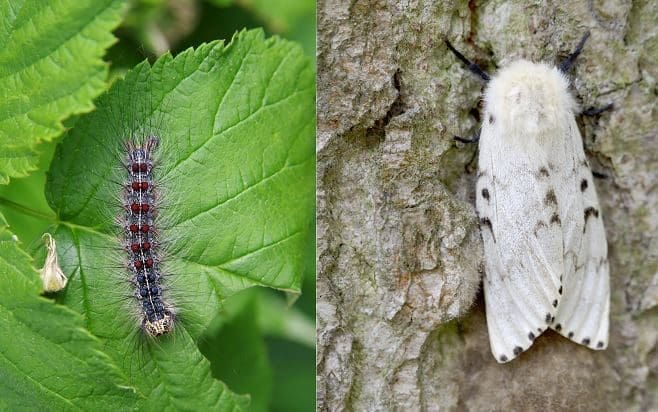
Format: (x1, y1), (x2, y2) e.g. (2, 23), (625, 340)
(134, 260), (143, 269)
(131, 181), (149, 191)
(131, 203), (140, 212)
(129, 224), (138, 233)
(140, 163), (148, 172)
(142, 242), (151, 250)
(132, 163), (140, 172)
(146, 258), (154, 268)
(141, 224), (150, 233)
(141, 204), (150, 213)
(131, 244), (140, 252)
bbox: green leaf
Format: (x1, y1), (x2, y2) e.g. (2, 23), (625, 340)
(0, 139), (59, 246)
(255, 289), (315, 347)
(267, 338), (315, 412)
(0, 215), (141, 410)
(207, 0), (315, 56)
(45, 29), (314, 408)
(200, 289), (273, 412)
(0, 0), (125, 184)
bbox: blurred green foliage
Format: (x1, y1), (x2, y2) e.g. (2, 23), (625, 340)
(109, 0), (315, 76)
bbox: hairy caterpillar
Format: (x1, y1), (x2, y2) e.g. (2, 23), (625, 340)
(60, 84), (187, 343)
(122, 136), (175, 337)
(447, 33), (610, 363)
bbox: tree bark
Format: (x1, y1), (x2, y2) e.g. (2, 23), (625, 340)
(316, 1), (657, 410)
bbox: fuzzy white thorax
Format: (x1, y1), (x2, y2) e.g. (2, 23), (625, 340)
(483, 60), (578, 146)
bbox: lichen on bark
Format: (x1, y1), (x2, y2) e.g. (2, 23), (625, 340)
(317, 1), (658, 410)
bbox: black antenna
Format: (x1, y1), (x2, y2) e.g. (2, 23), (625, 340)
(559, 31), (590, 73)
(445, 39), (491, 82)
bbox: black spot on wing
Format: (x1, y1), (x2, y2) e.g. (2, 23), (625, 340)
(580, 179), (588, 191)
(500, 355), (508, 362)
(583, 207), (600, 232)
(544, 189), (557, 206)
(584, 207), (599, 221)
(479, 217), (496, 242)
(513, 346), (523, 355)
(597, 341), (604, 348)
(528, 332), (535, 341)
(545, 313), (552, 324)
(568, 331), (574, 338)
(481, 188), (490, 201)
(555, 323), (562, 332)
(582, 338), (590, 345)
(533, 220), (547, 237)
(552, 299), (558, 307)
(488, 115), (495, 124)
(558, 285), (563, 295)
(550, 213), (561, 225)
(538, 167), (550, 178)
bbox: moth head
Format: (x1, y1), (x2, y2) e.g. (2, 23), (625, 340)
(483, 60), (577, 138)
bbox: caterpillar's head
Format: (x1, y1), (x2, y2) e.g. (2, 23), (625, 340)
(483, 60), (577, 137)
(143, 311), (174, 337)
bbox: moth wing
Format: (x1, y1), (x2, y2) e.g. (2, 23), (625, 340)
(477, 127), (564, 363)
(550, 124), (609, 349)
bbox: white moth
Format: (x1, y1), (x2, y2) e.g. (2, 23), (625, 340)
(447, 33), (610, 363)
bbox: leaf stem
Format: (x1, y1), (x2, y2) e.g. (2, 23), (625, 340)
(0, 197), (57, 221)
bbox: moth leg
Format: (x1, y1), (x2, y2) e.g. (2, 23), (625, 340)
(445, 40), (491, 81)
(581, 103), (613, 116)
(559, 32), (590, 73)
(592, 171), (608, 179)
(454, 129), (481, 144)
(580, 102), (612, 180)
(581, 102), (612, 180)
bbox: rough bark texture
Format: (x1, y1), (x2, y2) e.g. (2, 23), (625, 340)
(316, 1), (657, 411)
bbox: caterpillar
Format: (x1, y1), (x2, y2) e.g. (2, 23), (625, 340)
(122, 135), (175, 337)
